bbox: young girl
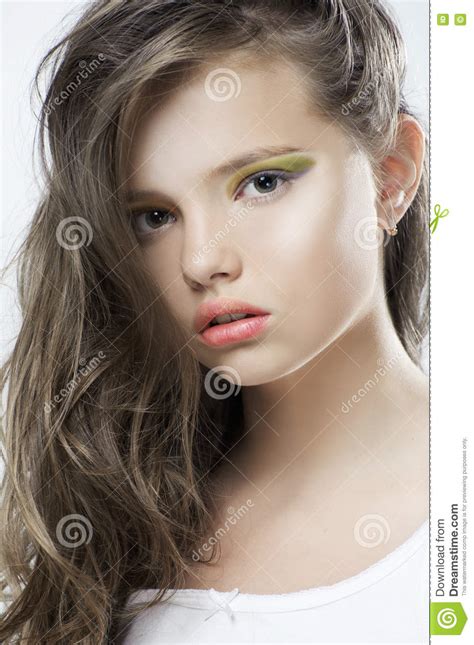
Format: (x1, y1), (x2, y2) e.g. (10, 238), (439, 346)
(1, 0), (429, 642)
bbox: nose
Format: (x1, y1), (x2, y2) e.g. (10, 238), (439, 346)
(180, 204), (243, 290)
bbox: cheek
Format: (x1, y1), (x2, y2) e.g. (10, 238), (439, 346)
(143, 235), (180, 291)
(142, 241), (190, 329)
(250, 168), (379, 355)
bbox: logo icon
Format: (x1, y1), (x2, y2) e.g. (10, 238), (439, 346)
(455, 14), (467, 26)
(430, 204), (450, 234)
(437, 14), (449, 26)
(204, 68), (241, 102)
(430, 602), (468, 635)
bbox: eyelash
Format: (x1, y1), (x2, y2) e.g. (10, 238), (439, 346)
(233, 170), (299, 205)
(130, 170), (300, 237)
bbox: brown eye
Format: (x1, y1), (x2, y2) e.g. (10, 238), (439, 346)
(133, 209), (176, 235)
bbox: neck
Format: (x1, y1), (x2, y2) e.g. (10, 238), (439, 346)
(235, 298), (427, 486)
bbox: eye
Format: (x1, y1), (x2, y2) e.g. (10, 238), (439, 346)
(234, 171), (294, 204)
(131, 208), (176, 236)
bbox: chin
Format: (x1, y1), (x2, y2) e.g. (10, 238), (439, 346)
(196, 340), (327, 388)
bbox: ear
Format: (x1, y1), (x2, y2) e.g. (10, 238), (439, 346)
(376, 114), (425, 233)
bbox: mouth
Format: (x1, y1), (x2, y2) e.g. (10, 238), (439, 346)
(193, 298), (271, 347)
(205, 312), (257, 329)
(197, 312), (271, 348)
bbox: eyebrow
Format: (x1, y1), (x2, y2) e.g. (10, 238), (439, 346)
(125, 145), (308, 204)
(207, 145), (305, 177)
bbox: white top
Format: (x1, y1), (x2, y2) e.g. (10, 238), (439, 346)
(122, 519), (429, 644)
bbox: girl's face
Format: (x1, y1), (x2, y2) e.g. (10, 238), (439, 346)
(126, 57), (382, 385)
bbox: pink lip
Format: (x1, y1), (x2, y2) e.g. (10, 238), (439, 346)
(193, 297), (271, 348)
(193, 298), (271, 334)
(198, 314), (271, 347)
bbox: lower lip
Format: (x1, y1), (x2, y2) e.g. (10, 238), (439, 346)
(198, 314), (271, 347)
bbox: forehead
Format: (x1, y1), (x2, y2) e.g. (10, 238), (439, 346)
(126, 57), (340, 193)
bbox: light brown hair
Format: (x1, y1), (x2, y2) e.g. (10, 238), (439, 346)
(1, 1), (428, 642)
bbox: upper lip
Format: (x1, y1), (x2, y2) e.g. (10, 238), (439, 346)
(194, 298), (270, 333)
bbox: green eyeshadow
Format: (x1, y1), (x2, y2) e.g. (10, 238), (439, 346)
(225, 152), (316, 199)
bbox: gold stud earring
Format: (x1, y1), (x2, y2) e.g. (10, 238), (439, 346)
(388, 192), (403, 236)
(387, 223), (398, 236)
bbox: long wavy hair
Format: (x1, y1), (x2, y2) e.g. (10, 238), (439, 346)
(0, 0), (428, 642)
